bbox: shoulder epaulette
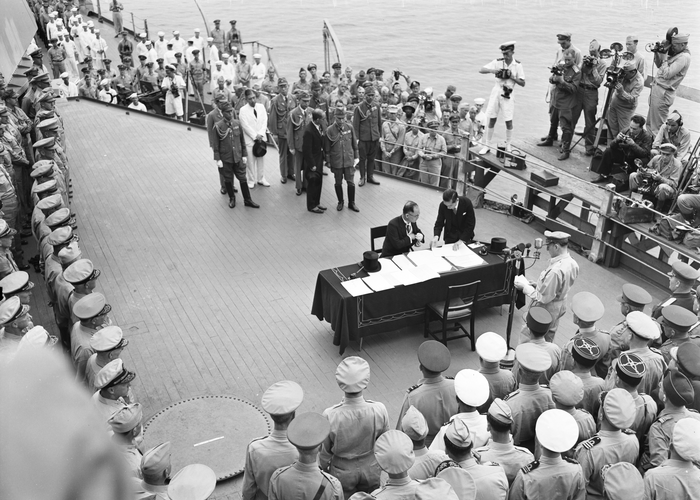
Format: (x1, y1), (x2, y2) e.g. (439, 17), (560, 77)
(504, 390), (519, 401)
(539, 384), (550, 389)
(434, 459), (462, 476)
(329, 401), (343, 410)
(474, 446), (489, 452)
(484, 461), (500, 466)
(563, 456), (579, 464)
(689, 408), (699, 414)
(654, 414), (674, 425)
(515, 59), (521, 64)
(407, 383), (423, 393)
(576, 436), (601, 451)
(649, 347), (663, 355)
(472, 450), (481, 461)
(497, 57), (504, 61)
(445, 375), (454, 380)
(660, 298), (676, 308)
(248, 435), (267, 445)
(622, 428), (636, 435)
(520, 460), (539, 474)
(572, 67), (580, 73)
(578, 408), (591, 415)
(272, 465), (294, 478)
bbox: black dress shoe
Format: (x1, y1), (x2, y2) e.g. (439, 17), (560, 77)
(592, 175), (610, 183)
(537, 138), (554, 147)
(18, 264), (30, 271)
(337, 202), (344, 211)
(244, 199), (260, 208)
(296, 189), (303, 196)
(318, 205), (327, 211)
(349, 203), (360, 212)
(220, 186), (227, 195)
(367, 178), (380, 185)
(281, 177), (287, 184)
(229, 197), (236, 208)
(359, 178), (366, 187)
(540, 135), (557, 141)
(287, 174), (296, 181)
(309, 207), (324, 214)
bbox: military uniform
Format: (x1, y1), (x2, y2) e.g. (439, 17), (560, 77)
(372, 476), (420, 500)
(474, 440), (534, 485)
(286, 100), (313, 193)
(352, 95), (382, 184)
(405, 448), (448, 481)
(430, 412), (489, 452)
(242, 430), (299, 500)
(605, 346), (667, 399)
(512, 337), (561, 384)
(640, 406), (700, 470)
(643, 458), (700, 500)
(509, 456), (585, 500)
(456, 457), (508, 500)
(575, 430), (639, 499)
(651, 291), (694, 320)
(505, 384), (555, 449)
(397, 375), (457, 446)
(599, 320), (632, 377)
(560, 327), (611, 375)
(575, 371), (605, 417)
(478, 366), (516, 412)
(269, 462), (343, 500)
(267, 88), (294, 181)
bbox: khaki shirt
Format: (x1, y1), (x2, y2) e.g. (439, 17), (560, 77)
(396, 375), (457, 447)
(241, 430), (298, 500)
(575, 430), (640, 498)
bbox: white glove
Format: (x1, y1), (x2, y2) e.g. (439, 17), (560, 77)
(353, 158), (359, 167)
(415, 233), (424, 242)
(216, 160), (222, 168)
(242, 157), (247, 165)
(513, 275), (529, 289)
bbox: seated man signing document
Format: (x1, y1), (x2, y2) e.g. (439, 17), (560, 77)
(430, 188), (476, 250)
(381, 201), (424, 257)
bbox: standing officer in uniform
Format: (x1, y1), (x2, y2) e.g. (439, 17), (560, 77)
(242, 381), (303, 500)
(651, 261), (698, 320)
(512, 308), (560, 384)
(353, 86), (382, 186)
(571, 40), (607, 155)
(85, 325), (128, 392)
(71, 292), (111, 383)
(371, 430), (420, 500)
(303, 109), (326, 214)
(509, 409), (585, 500)
(575, 388), (639, 498)
(135, 442), (172, 500)
(474, 399), (534, 486)
(269, 412), (343, 500)
(430, 369), (490, 452)
(599, 283), (653, 377)
(320, 357), (390, 497)
(92, 358), (137, 427)
(287, 91), (313, 196)
(550, 371), (596, 445)
(514, 230), (579, 343)
(643, 418), (700, 499)
(268, 78), (295, 184)
(560, 292), (610, 374)
(550, 49), (581, 161)
(398, 406), (449, 481)
(658, 305), (698, 362)
(395, 340), (457, 447)
(325, 105), (359, 212)
(605, 311), (666, 401)
(640, 369), (699, 471)
(570, 338), (605, 417)
(607, 352), (658, 437)
(211, 100), (259, 209)
(505, 343), (555, 451)
(475, 332), (515, 413)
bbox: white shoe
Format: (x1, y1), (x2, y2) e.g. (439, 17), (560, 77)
(505, 143), (512, 153)
(479, 145), (490, 155)
(258, 179), (271, 187)
(248, 182), (255, 189)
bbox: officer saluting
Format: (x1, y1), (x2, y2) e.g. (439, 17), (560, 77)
(242, 381), (304, 500)
(396, 341), (458, 447)
(269, 412), (343, 500)
(509, 409), (585, 500)
(320, 357), (389, 497)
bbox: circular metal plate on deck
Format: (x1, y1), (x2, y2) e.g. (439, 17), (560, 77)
(143, 395), (271, 481)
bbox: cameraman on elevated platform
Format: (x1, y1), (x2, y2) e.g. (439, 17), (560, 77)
(592, 114), (652, 183)
(548, 49), (581, 161)
(629, 143), (681, 212)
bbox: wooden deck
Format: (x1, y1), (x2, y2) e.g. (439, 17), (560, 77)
(44, 97), (668, 498)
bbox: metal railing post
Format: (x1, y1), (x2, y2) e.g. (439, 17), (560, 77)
(131, 13), (135, 35)
(144, 19), (149, 39)
(95, 0), (102, 20)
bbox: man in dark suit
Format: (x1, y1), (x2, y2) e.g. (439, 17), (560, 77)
(303, 109), (326, 214)
(381, 201), (424, 257)
(430, 188), (476, 249)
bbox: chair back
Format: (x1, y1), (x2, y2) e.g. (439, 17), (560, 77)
(370, 225), (388, 252)
(442, 280), (480, 319)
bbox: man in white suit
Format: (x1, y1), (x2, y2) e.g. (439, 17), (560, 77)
(239, 88), (270, 188)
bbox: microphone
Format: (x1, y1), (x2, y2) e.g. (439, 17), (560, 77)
(534, 238), (543, 249)
(525, 242), (531, 257)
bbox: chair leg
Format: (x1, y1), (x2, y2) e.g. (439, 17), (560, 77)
(424, 308), (430, 338)
(359, 337), (363, 351)
(470, 315), (476, 351)
(441, 320), (448, 345)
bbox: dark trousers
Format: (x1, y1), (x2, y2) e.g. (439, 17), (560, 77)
(571, 89), (599, 151)
(358, 139), (378, 180)
(597, 143), (640, 177)
(306, 170), (322, 210)
(219, 161), (252, 201)
(277, 137), (294, 177)
(557, 107), (575, 149)
(546, 106), (560, 140)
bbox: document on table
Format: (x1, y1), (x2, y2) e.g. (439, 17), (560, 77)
(341, 278), (373, 297)
(392, 254), (415, 270)
(406, 250), (454, 273)
(445, 248), (487, 269)
(362, 274), (394, 292)
(377, 258), (402, 274)
(431, 244), (473, 257)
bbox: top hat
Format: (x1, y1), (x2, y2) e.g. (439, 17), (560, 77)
(489, 237), (507, 253)
(360, 251), (381, 273)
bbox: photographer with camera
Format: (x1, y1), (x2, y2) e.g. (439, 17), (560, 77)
(607, 60), (644, 142)
(571, 40), (607, 156)
(161, 64), (186, 120)
(548, 49), (580, 160)
(477, 41), (525, 155)
(538, 33), (582, 147)
(651, 111), (691, 165)
(593, 114), (652, 183)
(629, 143), (681, 212)
(625, 35), (646, 78)
(648, 32), (692, 135)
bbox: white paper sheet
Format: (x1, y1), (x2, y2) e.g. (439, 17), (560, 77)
(341, 279), (374, 297)
(376, 258), (401, 274)
(392, 254), (415, 270)
(446, 250), (487, 269)
(431, 244), (474, 257)
(408, 266), (440, 283)
(362, 275), (394, 292)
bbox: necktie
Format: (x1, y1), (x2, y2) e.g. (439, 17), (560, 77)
(406, 223), (411, 235)
(254, 109), (257, 118)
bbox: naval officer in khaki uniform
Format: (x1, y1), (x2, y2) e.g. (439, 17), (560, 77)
(242, 381), (304, 500)
(599, 283), (653, 377)
(560, 292), (610, 375)
(509, 409), (585, 500)
(371, 430), (420, 500)
(320, 357), (389, 497)
(269, 412), (343, 500)
(107, 402), (144, 478)
(514, 230), (579, 342)
(476, 332), (515, 413)
(396, 340), (457, 446)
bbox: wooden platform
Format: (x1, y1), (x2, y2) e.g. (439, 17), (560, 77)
(49, 97), (668, 498)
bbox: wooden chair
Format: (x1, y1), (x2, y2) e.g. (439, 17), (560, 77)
(424, 280), (480, 350)
(370, 225), (388, 253)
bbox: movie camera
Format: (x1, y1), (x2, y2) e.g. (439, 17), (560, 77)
(646, 27), (678, 54)
(495, 68), (512, 80)
(598, 42), (635, 89)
